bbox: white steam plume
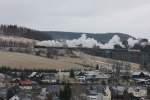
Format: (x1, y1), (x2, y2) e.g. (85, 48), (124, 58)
(36, 34), (125, 49)
(101, 35), (124, 49)
(127, 38), (139, 48)
(127, 38), (150, 48)
(66, 34), (101, 48)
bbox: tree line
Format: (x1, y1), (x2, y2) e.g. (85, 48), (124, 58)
(0, 24), (52, 40)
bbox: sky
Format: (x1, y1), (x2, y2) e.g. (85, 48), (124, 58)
(0, 0), (150, 39)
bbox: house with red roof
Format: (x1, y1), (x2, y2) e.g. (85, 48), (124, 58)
(19, 79), (32, 90)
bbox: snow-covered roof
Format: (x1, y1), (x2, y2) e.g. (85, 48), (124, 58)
(85, 70), (99, 76)
(132, 71), (150, 76)
(95, 74), (110, 79)
(29, 72), (37, 78)
(134, 78), (147, 82)
(0, 73), (5, 79)
(9, 95), (20, 100)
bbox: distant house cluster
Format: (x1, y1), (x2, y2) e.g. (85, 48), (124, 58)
(0, 66), (150, 100)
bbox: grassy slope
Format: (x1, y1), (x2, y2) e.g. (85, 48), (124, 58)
(0, 51), (140, 70)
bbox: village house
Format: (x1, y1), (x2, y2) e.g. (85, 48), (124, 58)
(132, 71), (150, 80)
(19, 79), (32, 90)
(9, 78), (20, 87)
(74, 70), (110, 84)
(58, 70), (70, 82)
(111, 86), (126, 99)
(0, 73), (6, 88)
(87, 92), (99, 100)
(85, 70), (110, 84)
(75, 71), (86, 83)
(136, 79), (150, 87)
(41, 73), (57, 84)
(9, 95), (20, 100)
(132, 71), (150, 87)
(128, 86), (147, 99)
(86, 85), (111, 100)
(86, 74), (110, 84)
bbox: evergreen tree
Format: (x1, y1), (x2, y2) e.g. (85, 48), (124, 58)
(123, 89), (134, 100)
(59, 83), (71, 100)
(6, 88), (16, 100)
(96, 64), (99, 70)
(70, 69), (75, 78)
(47, 93), (53, 100)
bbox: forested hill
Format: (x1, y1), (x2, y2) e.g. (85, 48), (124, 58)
(0, 25), (52, 40)
(0, 25), (134, 43)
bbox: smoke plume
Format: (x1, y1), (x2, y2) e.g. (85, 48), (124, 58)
(37, 34), (125, 49)
(127, 38), (139, 48)
(127, 38), (149, 48)
(101, 35), (124, 49)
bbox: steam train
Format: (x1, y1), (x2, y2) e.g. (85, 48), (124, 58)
(0, 37), (149, 69)
(34, 44), (150, 69)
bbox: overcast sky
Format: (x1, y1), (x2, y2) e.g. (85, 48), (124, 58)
(0, 0), (150, 39)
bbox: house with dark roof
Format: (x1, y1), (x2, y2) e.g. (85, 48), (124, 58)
(86, 85), (111, 100)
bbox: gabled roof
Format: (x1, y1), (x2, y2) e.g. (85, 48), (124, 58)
(10, 95), (20, 100)
(132, 71), (150, 76)
(20, 79), (32, 85)
(77, 72), (85, 76)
